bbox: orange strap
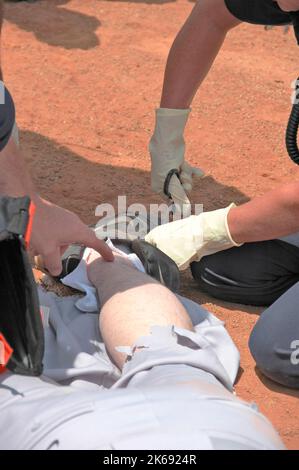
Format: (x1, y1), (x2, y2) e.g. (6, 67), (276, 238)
(24, 201), (36, 248)
(0, 333), (13, 374)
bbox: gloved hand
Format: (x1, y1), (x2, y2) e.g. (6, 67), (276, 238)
(149, 108), (204, 211)
(145, 203), (242, 270)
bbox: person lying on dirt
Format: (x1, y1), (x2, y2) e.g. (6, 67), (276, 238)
(0, 243), (284, 449)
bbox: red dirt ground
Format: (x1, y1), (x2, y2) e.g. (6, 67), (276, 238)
(3, 0), (299, 449)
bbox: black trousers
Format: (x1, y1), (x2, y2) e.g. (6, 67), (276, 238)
(191, 240), (299, 306)
(225, 0), (292, 25)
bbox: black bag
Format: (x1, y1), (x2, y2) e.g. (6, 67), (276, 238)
(0, 196), (44, 376)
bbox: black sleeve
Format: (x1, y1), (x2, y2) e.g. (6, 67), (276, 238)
(224, 0), (292, 26)
(0, 83), (15, 152)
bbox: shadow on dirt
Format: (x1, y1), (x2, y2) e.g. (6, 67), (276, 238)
(20, 128), (255, 301)
(4, 0), (101, 50)
(255, 367), (299, 398)
(4, 0), (180, 50)
(20, 127), (249, 223)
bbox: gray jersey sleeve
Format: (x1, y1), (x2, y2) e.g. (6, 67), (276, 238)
(0, 82), (15, 152)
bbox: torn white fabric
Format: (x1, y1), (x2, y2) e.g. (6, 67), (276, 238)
(38, 287), (239, 389)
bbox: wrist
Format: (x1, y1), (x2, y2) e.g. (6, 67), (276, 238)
(224, 204), (242, 246)
(226, 205), (244, 245)
(198, 204), (242, 252)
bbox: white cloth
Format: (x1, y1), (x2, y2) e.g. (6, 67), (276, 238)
(61, 239), (145, 312)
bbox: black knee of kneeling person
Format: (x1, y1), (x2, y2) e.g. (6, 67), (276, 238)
(191, 241), (299, 306)
(0, 83), (15, 152)
(249, 318), (299, 389)
(190, 245), (273, 306)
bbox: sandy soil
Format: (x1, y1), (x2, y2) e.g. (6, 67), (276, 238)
(3, 0), (299, 449)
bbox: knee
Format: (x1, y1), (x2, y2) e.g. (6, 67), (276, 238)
(191, 253), (223, 289)
(190, 256), (209, 282)
(190, 256), (219, 295)
(249, 320), (299, 389)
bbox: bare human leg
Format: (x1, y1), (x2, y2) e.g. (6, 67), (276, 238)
(87, 251), (193, 369)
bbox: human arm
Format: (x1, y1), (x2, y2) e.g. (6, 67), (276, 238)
(145, 181), (299, 269)
(0, 137), (114, 275)
(150, 0), (240, 208)
(228, 181), (299, 243)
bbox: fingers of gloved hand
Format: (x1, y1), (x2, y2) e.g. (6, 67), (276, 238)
(167, 174), (192, 216)
(144, 227), (157, 246)
(144, 219), (193, 270)
(180, 162), (205, 192)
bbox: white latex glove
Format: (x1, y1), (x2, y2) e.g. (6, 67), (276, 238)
(149, 108), (204, 211)
(145, 203), (242, 270)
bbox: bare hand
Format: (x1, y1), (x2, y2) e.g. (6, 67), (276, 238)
(31, 196), (114, 276)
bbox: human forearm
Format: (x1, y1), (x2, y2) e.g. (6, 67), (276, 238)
(87, 253), (193, 369)
(0, 137), (113, 274)
(160, 0), (240, 109)
(145, 181), (299, 269)
(0, 137), (36, 198)
(228, 182), (299, 243)
(149, 0), (240, 209)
